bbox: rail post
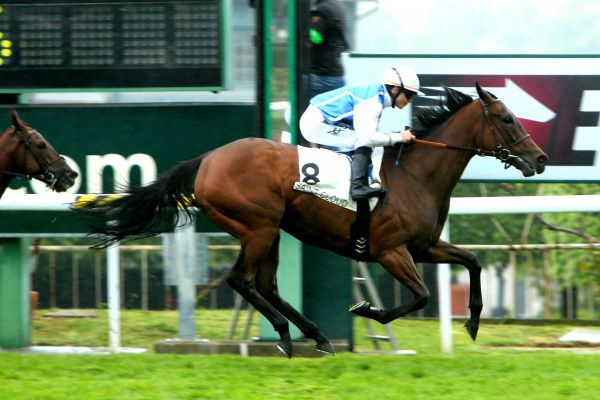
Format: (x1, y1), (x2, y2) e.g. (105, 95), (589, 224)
(0, 238), (32, 348)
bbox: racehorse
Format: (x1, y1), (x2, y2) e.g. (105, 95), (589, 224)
(0, 110), (77, 197)
(75, 84), (548, 357)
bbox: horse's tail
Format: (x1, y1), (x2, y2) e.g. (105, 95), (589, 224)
(73, 155), (205, 249)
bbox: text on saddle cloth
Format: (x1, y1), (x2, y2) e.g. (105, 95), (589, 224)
(293, 146), (383, 212)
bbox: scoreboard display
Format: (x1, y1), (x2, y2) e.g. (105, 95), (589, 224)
(0, 0), (224, 90)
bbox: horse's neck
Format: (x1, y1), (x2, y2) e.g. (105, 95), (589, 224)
(0, 175), (13, 199)
(393, 106), (481, 200)
(0, 155), (16, 199)
(0, 132), (19, 199)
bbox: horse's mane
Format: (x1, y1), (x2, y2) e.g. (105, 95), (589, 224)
(412, 87), (474, 138)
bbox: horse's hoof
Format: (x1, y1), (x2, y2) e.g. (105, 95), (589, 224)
(349, 300), (371, 315)
(464, 320), (479, 341)
(277, 341), (293, 358)
(349, 301), (383, 320)
(316, 341), (336, 356)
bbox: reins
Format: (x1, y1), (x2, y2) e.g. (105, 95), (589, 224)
(413, 137), (478, 152)
(412, 137), (501, 157)
(380, 142), (404, 212)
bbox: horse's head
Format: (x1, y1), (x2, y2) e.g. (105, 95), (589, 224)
(9, 110), (78, 192)
(475, 83), (548, 177)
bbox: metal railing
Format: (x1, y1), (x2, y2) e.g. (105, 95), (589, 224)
(32, 244), (240, 310)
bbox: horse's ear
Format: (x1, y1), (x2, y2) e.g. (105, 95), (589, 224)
(10, 109), (22, 128)
(475, 82), (493, 103)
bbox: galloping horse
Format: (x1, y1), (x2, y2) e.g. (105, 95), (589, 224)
(76, 84), (548, 357)
(0, 110), (77, 197)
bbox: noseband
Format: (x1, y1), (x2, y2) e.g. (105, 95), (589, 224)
(2, 127), (65, 189)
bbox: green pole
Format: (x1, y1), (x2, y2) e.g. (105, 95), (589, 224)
(287, 0), (297, 145)
(259, 0), (302, 341)
(262, 0), (272, 140)
(0, 238), (32, 348)
(220, 0), (232, 90)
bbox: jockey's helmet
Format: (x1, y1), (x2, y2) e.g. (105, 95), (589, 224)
(381, 65), (425, 104)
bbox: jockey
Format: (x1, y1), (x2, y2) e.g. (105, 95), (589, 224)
(299, 65), (424, 200)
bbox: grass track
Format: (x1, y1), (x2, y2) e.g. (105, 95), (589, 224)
(0, 310), (598, 399)
(1, 352), (598, 399)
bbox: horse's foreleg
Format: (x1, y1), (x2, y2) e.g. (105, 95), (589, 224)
(255, 234), (335, 356)
(226, 238), (293, 358)
(415, 239), (483, 340)
(350, 246), (430, 324)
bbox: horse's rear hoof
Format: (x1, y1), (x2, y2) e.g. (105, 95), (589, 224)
(316, 341), (336, 356)
(464, 320), (479, 341)
(349, 301), (383, 321)
(277, 341), (293, 358)
(349, 300), (371, 315)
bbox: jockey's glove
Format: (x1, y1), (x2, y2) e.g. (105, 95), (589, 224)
(387, 129), (416, 144)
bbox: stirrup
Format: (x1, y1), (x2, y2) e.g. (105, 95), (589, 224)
(351, 185), (385, 200)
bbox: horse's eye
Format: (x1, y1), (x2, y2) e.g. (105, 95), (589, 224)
(37, 142), (47, 150)
(501, 115), (514, 124)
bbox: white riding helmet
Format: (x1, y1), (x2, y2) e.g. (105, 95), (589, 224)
(381, 65), (425, 96)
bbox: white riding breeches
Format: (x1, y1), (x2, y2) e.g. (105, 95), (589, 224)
(299, 105), (357, 151)
(300, 104), (397, 150)
(299, 105), (385, 179)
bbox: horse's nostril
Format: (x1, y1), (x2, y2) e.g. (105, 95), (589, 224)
(537, 154), (548, 165)
(69, 170), (79, 179)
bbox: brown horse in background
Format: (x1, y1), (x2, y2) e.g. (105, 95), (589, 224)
(75, 84), (548, 357)
(0, 110), (77, 197)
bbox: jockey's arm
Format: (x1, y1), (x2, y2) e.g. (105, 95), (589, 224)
(353, 100), (412, 147)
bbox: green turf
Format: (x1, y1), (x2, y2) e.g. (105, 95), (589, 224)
(0, 310), (598, 400)
(28, 309), (598, 354)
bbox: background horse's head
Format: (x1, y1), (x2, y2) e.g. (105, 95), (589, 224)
(475, 83), (548, 177)
(4, 110), (78, 192)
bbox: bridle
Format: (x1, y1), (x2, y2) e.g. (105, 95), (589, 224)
(1, 126), (64, 189)
(477, 98), (532, 167)
(413, 98), (532, 168)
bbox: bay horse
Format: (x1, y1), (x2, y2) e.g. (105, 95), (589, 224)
(75, 84), (548, 357)
(0, 110), (77, 197)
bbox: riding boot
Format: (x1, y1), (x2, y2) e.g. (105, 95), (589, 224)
(350, 146), (385, 200)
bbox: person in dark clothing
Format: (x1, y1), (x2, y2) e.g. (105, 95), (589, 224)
(308, 0), (348, 98)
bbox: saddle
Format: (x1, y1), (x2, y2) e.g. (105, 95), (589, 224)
(294, 146), (383, 260)
(293, 146), (382, 212)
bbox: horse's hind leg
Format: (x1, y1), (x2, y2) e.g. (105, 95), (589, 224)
(350, 246), (430, 324)
(415, 240), (483, 340)
(254, 234), (335, 356)
(226, 235), (293, 357)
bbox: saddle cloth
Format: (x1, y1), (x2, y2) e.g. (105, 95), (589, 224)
(293, 146), (383, 212)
